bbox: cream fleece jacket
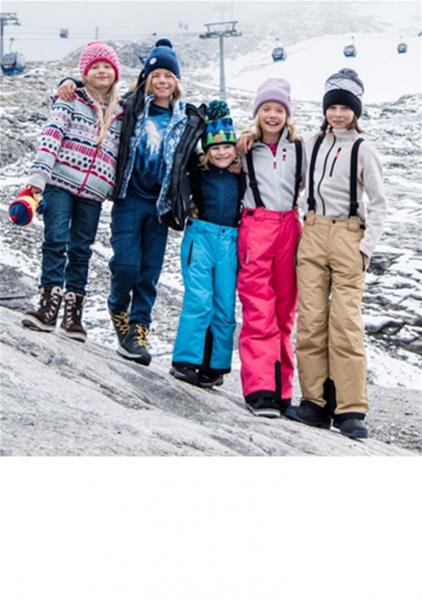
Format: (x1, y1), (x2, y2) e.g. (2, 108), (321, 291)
(301, 128), (387, 258)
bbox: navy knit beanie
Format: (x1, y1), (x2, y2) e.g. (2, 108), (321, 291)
(144, 38), (181, 79)
(323, 68), (364, 117)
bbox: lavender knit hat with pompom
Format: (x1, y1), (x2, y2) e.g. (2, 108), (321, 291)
(253, 78), (292, 117)
(79, 40), (120, 82)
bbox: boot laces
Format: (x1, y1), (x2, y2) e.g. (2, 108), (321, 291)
(41, 287), (62, 319)
(134, 324), (149, 347)
(111, 312), (129, 336)
(64, 292), (82, 324)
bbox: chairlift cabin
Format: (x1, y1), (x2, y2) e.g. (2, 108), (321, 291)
(1, 52), (25, 75)
(272, 47), (286, 62)
(343, 44), (357, 58)
(397, 42), (408, 54)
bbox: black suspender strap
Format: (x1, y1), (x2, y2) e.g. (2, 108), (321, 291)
(293, 139), (303, 207)
(246, 150), (265, 208)
(349, 138), (364, 217)
(306, 134), (325, 211)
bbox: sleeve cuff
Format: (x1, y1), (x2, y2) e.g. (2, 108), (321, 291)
(28, 173), (48, 192)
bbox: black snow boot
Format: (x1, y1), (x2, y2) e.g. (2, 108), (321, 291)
(246, 396), (281, 418)
(22, 286), (63, 332)
(332, 418), (368, 439)
(198, 371), (224, 388)
(275, 397), (292, 415)
(170, 365), (199, 386)
(60, 291), (87, 342)
(118, 322), (152, 365)
(285, 400), (331, 429)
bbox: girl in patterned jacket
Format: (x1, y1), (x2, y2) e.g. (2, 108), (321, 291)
(22, 41), (123, 342)
(286, 69), (387, 439)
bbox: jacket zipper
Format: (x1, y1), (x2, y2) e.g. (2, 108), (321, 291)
(329, 147), (342, 177)
(316, 134), (336, 215)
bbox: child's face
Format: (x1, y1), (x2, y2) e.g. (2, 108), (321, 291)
(85, 61), (116, 90)
(258, 102), (287, 135)
(326, 104), (355, 129)
(208, 144), (237, 169)
(150, 69), (177, 100)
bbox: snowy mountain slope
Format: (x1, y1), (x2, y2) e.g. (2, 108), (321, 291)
(202, 32), (421, 103)
(0, 307), (416, 456)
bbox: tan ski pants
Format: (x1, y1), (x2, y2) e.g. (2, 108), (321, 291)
(296, 212), (368, 416)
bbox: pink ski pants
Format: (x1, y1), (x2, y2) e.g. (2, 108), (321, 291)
(237, 208), (301, 402)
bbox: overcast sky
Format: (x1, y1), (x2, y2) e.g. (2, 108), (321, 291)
(2, 1), (420, 60)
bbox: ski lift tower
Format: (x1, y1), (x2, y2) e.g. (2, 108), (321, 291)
(0, 12), (20, 61)
(200, 21), (241, 101)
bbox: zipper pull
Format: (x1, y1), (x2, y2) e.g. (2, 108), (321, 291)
(282, 148), (287, 162)
(273, 160), (277, 169)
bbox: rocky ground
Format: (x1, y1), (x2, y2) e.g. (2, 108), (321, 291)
(0, 307), (416, 456)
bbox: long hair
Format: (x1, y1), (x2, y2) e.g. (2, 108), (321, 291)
(253, 112), (297, 142)
(320, 114), (363, 133)
(84, 83), (120, 145)
(144, 71), (184, 101)
(199, 145), (237, 170)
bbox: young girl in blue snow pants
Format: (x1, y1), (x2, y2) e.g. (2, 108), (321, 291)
(170, 101), (245, 388)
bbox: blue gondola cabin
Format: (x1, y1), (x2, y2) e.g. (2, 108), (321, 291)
(1, 52), (25, 75)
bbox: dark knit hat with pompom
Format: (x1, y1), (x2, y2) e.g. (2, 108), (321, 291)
(144, 38), (181, 78)
(202, 100), (237, 150)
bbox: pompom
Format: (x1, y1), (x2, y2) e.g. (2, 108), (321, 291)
(156, 38), (173, 48)
(206, 100), (230, 121)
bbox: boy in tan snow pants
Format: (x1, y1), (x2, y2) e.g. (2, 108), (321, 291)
(296, 212), (367, 421)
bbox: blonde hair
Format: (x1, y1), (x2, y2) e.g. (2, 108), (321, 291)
(84, 83), (120, 146)
(145, 71), (183, 101)
(253, 112), (297, 142)
(199, 145), (237, 170)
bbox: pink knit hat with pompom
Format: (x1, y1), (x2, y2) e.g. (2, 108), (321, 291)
(79, 40), (120, 81)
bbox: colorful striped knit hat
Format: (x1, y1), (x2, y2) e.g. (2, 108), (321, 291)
(202, 100), (237, 150)
(79, 40), (120, 82)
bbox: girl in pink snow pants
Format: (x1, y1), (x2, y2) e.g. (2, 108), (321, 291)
(237, 78), (305, 418)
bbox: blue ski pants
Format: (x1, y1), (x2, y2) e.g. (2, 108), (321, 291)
(172, 218), (238, 374)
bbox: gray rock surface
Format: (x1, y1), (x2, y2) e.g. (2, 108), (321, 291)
(0, 307), (416, 456)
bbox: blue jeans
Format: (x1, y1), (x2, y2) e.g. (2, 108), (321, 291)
(41, 185), (102, 295)
(108, 194), (169, 325)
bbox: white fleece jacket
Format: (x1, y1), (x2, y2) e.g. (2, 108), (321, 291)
(301, 128), (387, 258)
(242, 127), (307, 212)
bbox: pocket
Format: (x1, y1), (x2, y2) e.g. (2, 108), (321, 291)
(187, 240), (194, 266)
(360, 251), (368, 272)
(237, 225), (249, 267)
(294, 235), (302, 267)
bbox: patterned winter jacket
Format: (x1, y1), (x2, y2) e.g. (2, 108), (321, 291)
(29, 88), (124, 202)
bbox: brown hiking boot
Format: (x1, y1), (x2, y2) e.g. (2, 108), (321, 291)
(110, 310), (129, 348)
(59, 291), (87, 342)
(22, 286), (63, 332)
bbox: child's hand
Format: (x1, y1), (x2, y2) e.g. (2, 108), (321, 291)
(228, 156), (242, 174)
(189, 207), (199, 218)
(56, 80), (77, 101)
(236, 132), (255, 155)
(360, 251), (369, 270)
(30, 186), (42, 196)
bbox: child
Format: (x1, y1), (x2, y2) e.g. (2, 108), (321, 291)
(170, 100), (244, 388)
(21, 41), (123, 342)
(56, 39), (206, 365)
(286, 68), (387, 439)
(237, 79), (305, 417)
